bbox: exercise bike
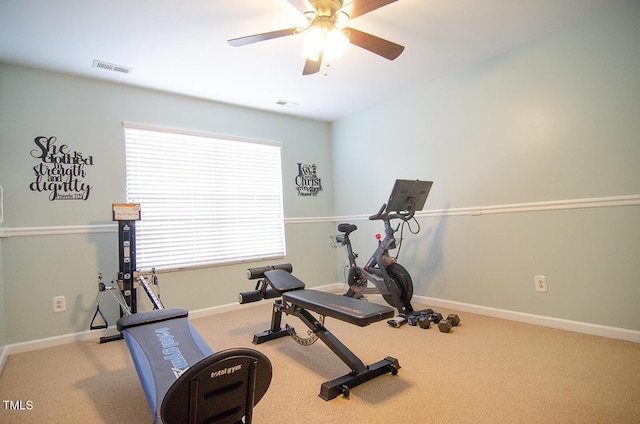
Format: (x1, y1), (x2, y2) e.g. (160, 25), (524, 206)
(335, 179), (433, 316)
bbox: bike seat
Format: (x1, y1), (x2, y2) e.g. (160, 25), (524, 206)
(337, 223), (358, 234)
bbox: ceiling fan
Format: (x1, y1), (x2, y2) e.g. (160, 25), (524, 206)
(228, 0), (405, 75)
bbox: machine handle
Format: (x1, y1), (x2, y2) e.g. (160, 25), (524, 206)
(246, 263), (293, 280)
(368, 203), (388, 220)
(238, 287), (280, 304)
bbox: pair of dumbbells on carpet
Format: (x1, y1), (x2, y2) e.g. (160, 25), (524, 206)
(411, 310), (460, 333)
(388, 309), (461, 332)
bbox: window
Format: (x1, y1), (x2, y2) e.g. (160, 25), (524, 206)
(123, 122), (285, 271)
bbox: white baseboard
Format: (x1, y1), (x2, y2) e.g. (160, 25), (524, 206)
(3, 283), (340, 359)
(6, 327), (118, 356)
(3, 307), (257, 358)
(413, 295), (640, 344)
(1, 286), (637, 376)
(189, 296), (267, 319)
(0, 345), (8, 375)
(193, 286), (640, 343)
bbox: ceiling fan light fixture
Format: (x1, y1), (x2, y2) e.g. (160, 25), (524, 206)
(324, 27), (349, 61)
(301, 23), (349, 62)
(228, 0), (403, 75)
(301, 25), (325, 61)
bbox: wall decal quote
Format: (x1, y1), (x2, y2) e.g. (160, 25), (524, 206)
(29, 136), (94, 201)
(295, 162), (323, 196)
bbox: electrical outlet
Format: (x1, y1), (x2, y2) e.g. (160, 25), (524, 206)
(535, 275), (547, 293)
(53, 296), (66, 312)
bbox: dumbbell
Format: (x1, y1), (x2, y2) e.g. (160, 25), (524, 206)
(406, 309), (434, 327)
(436, 314), (461, 333)
(414, 312), (442, 329)
(417, 312), (460, 332)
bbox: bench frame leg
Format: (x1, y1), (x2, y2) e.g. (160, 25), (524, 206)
(253, 299), (400, 400)
(252, 299), (290, 344)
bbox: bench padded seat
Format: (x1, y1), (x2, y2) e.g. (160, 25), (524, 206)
(283, 290), (394, 327)
(264, 269), (306, 293)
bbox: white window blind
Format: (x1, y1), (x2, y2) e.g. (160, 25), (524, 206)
(123, 122), (285, 271)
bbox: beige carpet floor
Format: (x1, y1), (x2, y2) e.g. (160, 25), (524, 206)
(1, 298), (639, 423)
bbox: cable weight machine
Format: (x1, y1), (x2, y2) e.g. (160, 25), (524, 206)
(90, 203), (164, 343)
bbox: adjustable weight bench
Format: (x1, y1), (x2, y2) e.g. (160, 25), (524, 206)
(239, 264), (400, 400)
(117, 308), (272, 424)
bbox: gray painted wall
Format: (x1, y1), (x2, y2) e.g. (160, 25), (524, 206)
(0, 65), (335, 343)
(331, 3), (640, 330)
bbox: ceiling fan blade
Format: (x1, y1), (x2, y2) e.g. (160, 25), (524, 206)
(302, 51), (323, 75)
(286, 0), (316, 15)
(340, 0), (398, 20)
(228, 27), (299, 47)
(345, 27), (404, 60)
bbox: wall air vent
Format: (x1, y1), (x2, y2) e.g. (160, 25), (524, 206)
(92, 60), (133, 74)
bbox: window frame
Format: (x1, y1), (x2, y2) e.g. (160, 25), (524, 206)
(122, 122), (286, 272)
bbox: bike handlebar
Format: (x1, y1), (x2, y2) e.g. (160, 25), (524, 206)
(369, 204), (387, 220)
(368, 202), (416, 222)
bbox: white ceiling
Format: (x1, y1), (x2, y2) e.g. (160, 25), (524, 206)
(0, 0), (628, 122)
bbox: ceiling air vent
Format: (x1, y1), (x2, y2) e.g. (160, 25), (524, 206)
(276, 99), (299, 108)
(92, 60), (133, 74)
